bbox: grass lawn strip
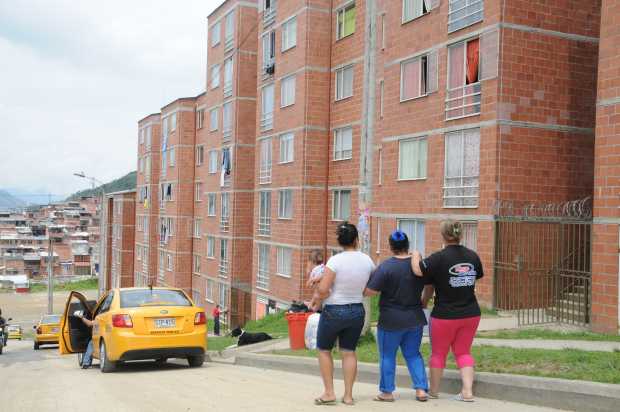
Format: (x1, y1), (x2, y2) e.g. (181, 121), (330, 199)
(477, 328), (620, 342)
(29, 278), (99, 293)
(272, 335), (620, 385)
(208, 311), (289, 352)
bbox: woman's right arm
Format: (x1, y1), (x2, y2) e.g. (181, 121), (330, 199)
(411, 250), (424, 277)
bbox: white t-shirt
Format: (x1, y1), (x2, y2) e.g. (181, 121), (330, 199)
(324, 251), (376, 305)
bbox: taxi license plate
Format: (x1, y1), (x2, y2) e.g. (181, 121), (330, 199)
(52, 328), (59, 333)
(155, 318), (175, 328)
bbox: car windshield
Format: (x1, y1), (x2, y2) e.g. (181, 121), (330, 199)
(42, 315), (60, 324)
(120, 289), (192, 309)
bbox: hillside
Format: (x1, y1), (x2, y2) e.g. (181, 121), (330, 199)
(0, 190), (26, 210)
(66, 171), (137, 200)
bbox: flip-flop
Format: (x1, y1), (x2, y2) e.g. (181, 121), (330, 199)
(454, 393), (475, 402)
(373, 395), (394, 402)
(341, 398), (356, 406)
(428, 392), (439, 399)
(314, 398), (336, 406)
(416, 393), (429, 402)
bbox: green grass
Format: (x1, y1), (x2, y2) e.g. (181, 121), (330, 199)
(208, 311), (289, 352)
(29, 278), (99, 293)
(208, 336), (237, 351)
(273, 334), (620, 384)
(478, 328), (620, 342)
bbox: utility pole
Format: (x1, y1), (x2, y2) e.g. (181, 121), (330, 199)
(47, 232), (54, 314)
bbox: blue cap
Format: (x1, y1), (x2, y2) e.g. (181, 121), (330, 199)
(390, 230), (407, 242)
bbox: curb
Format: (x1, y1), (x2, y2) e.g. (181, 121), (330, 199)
(235, 352), (620, 412)
(208, 338), (289, 359)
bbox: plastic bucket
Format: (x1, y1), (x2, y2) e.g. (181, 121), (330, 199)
(286, 312), (312, 350)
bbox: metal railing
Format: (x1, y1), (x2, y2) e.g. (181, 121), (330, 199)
(220, 216), (230, 232)
(256, 270), (269, 291)
(223, 81), (233, 97)
(224, 36), (234, 52)
(258, 215), (271, 236)
(445, 82), (481, 120)
(259, 165), (272, 184)
(448, 0), (484, 33)
(260, 112), (274, 131)
(218, 259), (229, 277)
(263, 5), (276, 26)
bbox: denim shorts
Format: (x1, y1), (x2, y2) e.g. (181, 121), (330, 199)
(316, 303), (365, 352)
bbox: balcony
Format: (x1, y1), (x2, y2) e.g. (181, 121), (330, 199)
(260, 112), (274, 132)
(448, 0), (484, 33)
(220, 216), (230, 232)
(263, 5), (276, 26)
(223, 81), (233, 98)
(259, 165), (272, 184)
(256, 270), (269, 291)
(445, 82), (481, 120)
(219, 259), (229, 277)
(258, 216), (271, 236)
(224, 36), (234, 53)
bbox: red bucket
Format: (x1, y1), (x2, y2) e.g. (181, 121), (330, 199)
(286, 312), (312, 350)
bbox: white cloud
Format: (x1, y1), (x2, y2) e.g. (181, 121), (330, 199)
(0, 0), (221, 197)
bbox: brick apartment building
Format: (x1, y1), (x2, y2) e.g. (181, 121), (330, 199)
(126, 0), (619, 334)
(102, 190), (136, 290)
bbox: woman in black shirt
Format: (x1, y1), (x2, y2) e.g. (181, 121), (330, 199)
(412, 220), (484, 402)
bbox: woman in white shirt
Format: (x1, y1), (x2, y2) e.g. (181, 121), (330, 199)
(310, 223), (376, 406)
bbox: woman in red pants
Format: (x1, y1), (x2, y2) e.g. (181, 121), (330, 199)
(412, 220), (484, 402)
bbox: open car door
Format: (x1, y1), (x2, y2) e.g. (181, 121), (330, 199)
(59, 291), (96, 355)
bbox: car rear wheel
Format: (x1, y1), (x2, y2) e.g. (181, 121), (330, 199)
(155, 358), (167, 367)
(99, 341), (116, 373)
(33, 342), (39, 350)
(187, 355), (204, 368)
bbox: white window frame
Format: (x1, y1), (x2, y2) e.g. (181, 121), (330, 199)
(219, 239), (229, 277)
(210, 64), (220, 89)
(207, 236), (216, 258)
(279, 132), (294, 164)
(208, 150), (219, 174)
(397, 219), (426, 255)
(167, 253), (173, 271)
(333, 127), (353, 161)
(260, 83), (275, 131)
(211, 21), (221, 46)
(332, 189), (351, 221)
(225, 11), (235, 43)
(398, 137), (428, 180)
(280, 75), (296, 108)
(443, 128), (480, 208)
(196, 109), (205, 129)
(196, 145), (204, 166)
(169, 147), (175, 167)
(448, 0), (484, 33)
(262, 31), (276, 68)
(278, 189), (293, 219)
(193, 219), (202, 239)
(195, 182), (202, 202)
(335, 65), (354, 101)
(207, 193), (216, 216)
(257, 244), (270, 290)
(210, 108), (219, 131)
(259, 138), (272, 184)
(206, 279), (215, 303)
(224, 57), (233, 96)
(258, 191), (271, 235)
(222, 102), (233, 137)
(336, 2), (356, 40)
(276, 247), (293, 278)
(402, 0), (432, 24)
(461, 222), (478, 251)
(281, 16), (297, 52)
(193, 254), (201, 274)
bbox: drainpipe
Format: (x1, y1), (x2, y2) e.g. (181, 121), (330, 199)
(359, 0), (377, 332)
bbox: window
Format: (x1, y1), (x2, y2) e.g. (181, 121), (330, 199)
(211, 21), (221, 46)
(280, 75), (296, 107)
(167, 253), (173, 271)
(169, 147), (175, 167)
(281, 17), (297, 51)
(263, 0), (277, 23)
(207, 194), (216, 216)
(448, 0), (483, 33)
(461, 222), (478, 251)
(334, 127), (353, 160)
(222, 102), (233, 137)
(398, 138), (427, 180)
(261, 84), (274, 130)
(335, 65), (354, 101)
(161, 183), (174, 201)
(225, 11), (234, 43)
(279, 133), (294, 163)
(398, 219), (425, 255)
(444, 129), (480, 207)
(278, 189), (293, 219)
(170, 113), (177, 131)
(262, 31), (276, 67)
(401, 51), (438, 100)
(206, 279), (215, 302)
(210, 108), (219, 131)
(277, 247), (292, 277)
(193, 254), (201, 274)
(219, 239), (229, 276)
(257, 244), (270, 290)
(259, 138), (272, 184)
(208, 150), (218, 174)
(220, 193), (230, 230)
(195, 182), (202, 202)
(197, 109), (205, 129)
(146, 127), (151, 148)
(219, 283), (229, 312)
(403, 0), (436, 23)
(332, 190), (351, 221)
(210, 64), (220, 89)
(196, 145), (204, 166)
(207, 236), (215, 258)
(139, 129), (144, 144)
(193, 219), (202, 239)
(336, 3), (356, 39)
(379, 80), (384, 118)
(224, 58), (233, 96)
(258, 191), (271, 235)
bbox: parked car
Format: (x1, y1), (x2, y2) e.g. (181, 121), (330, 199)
(59, 287), (208, 372)
(34, 314), (61, 350)
(7, 325), (22, 340)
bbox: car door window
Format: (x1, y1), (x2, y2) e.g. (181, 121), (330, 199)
(95, 292), (114, 318)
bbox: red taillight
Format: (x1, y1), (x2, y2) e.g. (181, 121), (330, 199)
(194, 312), (206, 325)
(112, 314), (133, 328)
(36, 327), (42, 334)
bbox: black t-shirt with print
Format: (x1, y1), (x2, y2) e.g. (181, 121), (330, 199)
(420, 245), (484, 319)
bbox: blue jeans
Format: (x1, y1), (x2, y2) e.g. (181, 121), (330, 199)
(316, 304), (365, 351)
(377, 327), (428, 393)
(82, 340), (94, 367)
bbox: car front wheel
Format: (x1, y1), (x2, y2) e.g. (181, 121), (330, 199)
(99, 341), (116, 373)
(187, 355), (204, 368)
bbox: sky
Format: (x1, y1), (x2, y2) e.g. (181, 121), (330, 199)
(0, 0), (221, 200)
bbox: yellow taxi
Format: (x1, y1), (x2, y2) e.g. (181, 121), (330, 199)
(7, 325), (23, 340)
(34, 314), (61, 349)
(59, 287), (208, 373)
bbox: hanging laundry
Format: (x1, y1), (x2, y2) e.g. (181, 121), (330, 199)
(220, 148), (232, 187)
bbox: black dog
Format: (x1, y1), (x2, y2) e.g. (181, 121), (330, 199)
(230, 326), (273, 346)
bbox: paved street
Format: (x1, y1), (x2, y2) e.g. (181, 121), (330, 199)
(0, 340), (567, 412)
